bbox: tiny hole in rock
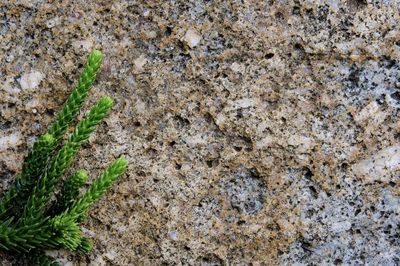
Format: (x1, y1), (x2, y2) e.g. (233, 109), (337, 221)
(265, 53), (274, 59)
(165, 27), (172, 36)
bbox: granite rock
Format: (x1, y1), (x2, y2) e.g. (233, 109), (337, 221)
(0, 1), (399, 265)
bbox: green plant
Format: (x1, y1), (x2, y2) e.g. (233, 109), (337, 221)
(0, 50), (128, 265)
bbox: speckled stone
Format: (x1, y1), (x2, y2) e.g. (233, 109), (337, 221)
(0, 1), (399, 265)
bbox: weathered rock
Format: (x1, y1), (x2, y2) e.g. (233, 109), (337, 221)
(0, 1), (399, 265)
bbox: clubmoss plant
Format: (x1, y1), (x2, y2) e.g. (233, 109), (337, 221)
(0, 50), (128, 265)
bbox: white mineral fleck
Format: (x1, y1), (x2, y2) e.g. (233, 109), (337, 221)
(81, 227), (97, 237)
(91, 255), (105, 266)
(354, 101), (379, 122)
(134, 55), (148, 72)
(25, 98), (40, 111)
(135, 98), (146, 113)
(19, 71), (44, 91)
(256, 136), (274, 149)
(184, 29), (202, 49)
(234, 98), (255, 109)
(104, 250), (118, 260)
(72, 40), (93, 51)
(168, 231), (178, 241)
(0, 132), (22, 151)
(46, 17), (61, 28)
(2, 78), (20, 94)
(186, 134), (207, 146)
(353, 145), (400, 182)
(331, 220), (352, 233)
(230, 62), (245, 73)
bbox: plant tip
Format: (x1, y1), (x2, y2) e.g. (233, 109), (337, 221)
(42, 133), (55, 144)
(99, 96), (113, 107)
(116, 157), (128, 167)
(90, 49), (103, 61)
(76, 170), (89, 182)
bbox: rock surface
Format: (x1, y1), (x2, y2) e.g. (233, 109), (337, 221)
(0, 1), (399, 265)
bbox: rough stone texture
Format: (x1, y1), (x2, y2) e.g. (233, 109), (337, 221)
(0, 1), (400, 265)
